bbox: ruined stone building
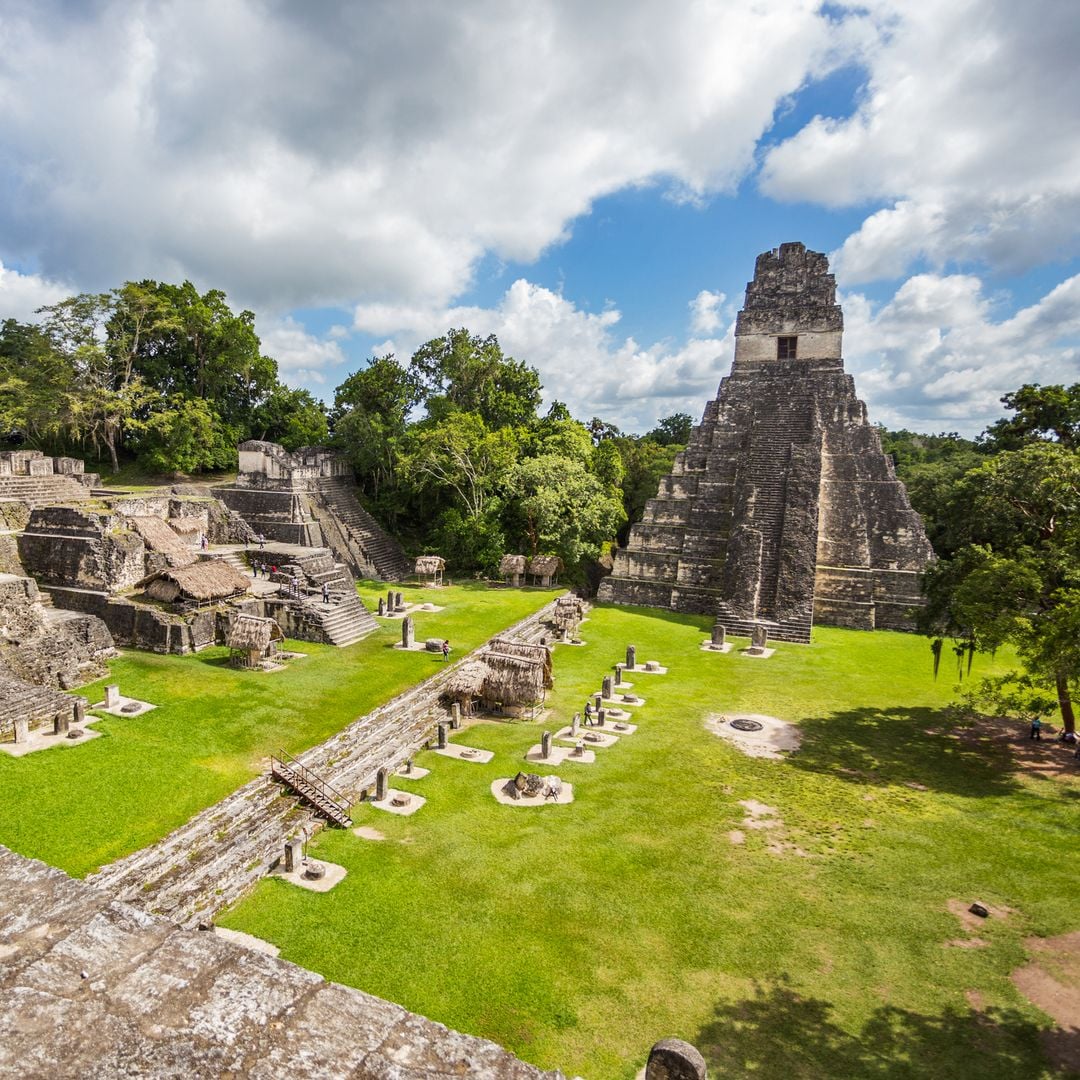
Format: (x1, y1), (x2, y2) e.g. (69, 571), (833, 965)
(599, 243), (933, 641)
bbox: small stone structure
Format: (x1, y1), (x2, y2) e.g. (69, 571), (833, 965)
(549, 594), (586, 640)
(645, 1037), (708, 1080)
(599, 242), (934, 640)
(401, 617), (415, 649)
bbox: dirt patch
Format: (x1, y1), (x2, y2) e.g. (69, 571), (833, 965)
(1011, 931), (1080, 1074)
(727, 829), (745, 845)
(965, 989), (986, 1010)
(955, 715), (1080, 781)
(946, 937), (988, 949)
(947, 897), (1012, 934)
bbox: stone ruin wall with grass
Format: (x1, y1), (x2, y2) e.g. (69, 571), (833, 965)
(599, 242), (933, 642)
(0, 845), (561, 1080)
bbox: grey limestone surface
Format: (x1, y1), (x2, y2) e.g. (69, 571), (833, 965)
(0, 845), (561, 1079)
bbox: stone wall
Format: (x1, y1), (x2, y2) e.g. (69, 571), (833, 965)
(0, 846), (561, 1080)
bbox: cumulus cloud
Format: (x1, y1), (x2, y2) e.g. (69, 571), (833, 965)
(354, 279), (733, 432)
(843, 273), (1080, 434)
(689, 290), (726, 334)
(258, 316), (347, 387)
(0, 261), (73, 321)
(760, 0), (1080, 282)
(0, 0), (858, 311)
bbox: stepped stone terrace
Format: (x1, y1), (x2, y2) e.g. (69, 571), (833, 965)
(599, 242), (934, 642)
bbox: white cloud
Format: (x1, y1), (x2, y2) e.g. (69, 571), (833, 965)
(354, 279), (733, 432)
(0, 1), (858, 312)
(760, 0), (1080, 282)
(689, 289), (726, 334)
(0, 261), (74, 322)
(259, 316), (347, 387)
(843, 273), (1080, 433)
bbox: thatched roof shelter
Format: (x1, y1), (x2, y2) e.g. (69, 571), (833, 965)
(226, 614), (284, 652)
(528, 554), (563, 583)
(414, 554), (445, 585)
(129, 516), (196, 568)
(499, 554), (527, 575)
(441, 637), (552, 715)
(140, 560), (250, 604)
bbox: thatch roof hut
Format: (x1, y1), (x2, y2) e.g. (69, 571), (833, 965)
(528, 554), (563, 586)
(499, 553), (527, 586)
(140, 560), (250, 604)
(129, 516), (196, 568)
(227, 614), (285, 668)
(441, 638), (552, 718)
(414, 554), (445, 586)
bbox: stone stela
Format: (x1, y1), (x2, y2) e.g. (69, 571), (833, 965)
(599, 242), (933, 641)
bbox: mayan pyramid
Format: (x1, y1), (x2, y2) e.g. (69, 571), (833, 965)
(598, 242), (933, 642)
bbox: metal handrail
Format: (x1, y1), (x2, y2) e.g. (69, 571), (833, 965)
(272, 748), (351, 813)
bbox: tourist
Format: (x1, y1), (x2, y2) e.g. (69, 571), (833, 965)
(1031, 716), (1042, 740)
(200, 533), (208, 551)
(322, 582), (329, 604)
(258, 532), (265, 548)
(584, 701), (593, 725)
(441, 639), (450, 661)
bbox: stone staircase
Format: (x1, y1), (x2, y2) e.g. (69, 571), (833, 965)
(291, 550), (378, 646)
(216, 549), (251, 577)
(0, 475), (92, 505)
(270, 749), (352, 827)
(314, 477), (410, 581)
(88, 598), (562, 927)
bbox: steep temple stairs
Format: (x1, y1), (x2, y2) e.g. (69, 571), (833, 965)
(214, 442), (410, 583)
(599, 242), (933, 640)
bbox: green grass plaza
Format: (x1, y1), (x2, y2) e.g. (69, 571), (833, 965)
(3, 580), (1075, 1079)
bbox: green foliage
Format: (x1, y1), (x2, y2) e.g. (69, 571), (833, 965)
(510, 453), (625, 571)
(409, 327), (541, 430)
(252, 384), (328, 450)
(920, 442), (1080, 731)
(645, 411), (693, 445)
(980, 382), (1080, 451)
(132, 395), (242, 474)
(959, 672), (1059, 723)
(430, 506), (506, 575)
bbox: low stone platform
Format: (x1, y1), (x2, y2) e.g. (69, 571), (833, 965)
(0, 720), (102, 757)
(0, 846), (562, 1079)
(370, 789), (426, 816)
(524, 744), (596, 765)
(490, 779), (573, 807)
(555, 727), (619, 748)
(269, 858), (348, 892)
(700, 640), (733, 653)
(739, 647), (776, 660)
(395, 764), (430, 780)
(434, 744), (493, 763)
(90, 694), (156, 717)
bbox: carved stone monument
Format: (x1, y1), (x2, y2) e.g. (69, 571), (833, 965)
(104, 684), (120, 709)
(283, 837), (303, 873)
(626, 645), (636, 669)
(401, 617), (414, 649)
(711, 623), (726, 648)
(541, 732), (552, 759)
(375, 767), (388, 801)
(437, 722), (448, 749)
(599, 242), (933, 640)
(602, 675), (613, 700)
(450, 702), (461, 729)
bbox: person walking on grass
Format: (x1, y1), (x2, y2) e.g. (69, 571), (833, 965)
(441, 639), (451, 662)
(1030, 716), (1042, 740)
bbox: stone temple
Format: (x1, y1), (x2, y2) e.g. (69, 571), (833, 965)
(598, 242), (933, 642)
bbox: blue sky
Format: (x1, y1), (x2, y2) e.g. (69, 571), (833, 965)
(2, 1), (1079, 436)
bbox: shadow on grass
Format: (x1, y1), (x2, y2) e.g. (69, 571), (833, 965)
(195, 654), (232, 668)
(791, 706), (1018, 797)
(696, 980), (1048, 1080)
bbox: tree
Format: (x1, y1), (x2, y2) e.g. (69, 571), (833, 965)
(980, 382), (1080, 451)
(252, 385), (328, 450)
(645, 412), (693, 446)
(508, 454), (625, 570)
(920, 443), (1080, 735)
(409, 328), (541, 429)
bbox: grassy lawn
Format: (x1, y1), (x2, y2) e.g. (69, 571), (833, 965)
(219, 604), (1079, 1080)
(0, 582), (559, 877)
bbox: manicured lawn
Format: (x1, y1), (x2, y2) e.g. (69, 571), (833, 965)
(220, 605), (1079, 1080)
(0, 582), (559, 876)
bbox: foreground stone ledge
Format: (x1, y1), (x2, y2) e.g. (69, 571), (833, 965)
(0, 845), (563, 1079)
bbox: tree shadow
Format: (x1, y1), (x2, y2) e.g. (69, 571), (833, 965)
(790, 706), (1019, 798)
(696, 979), (1052, 1080)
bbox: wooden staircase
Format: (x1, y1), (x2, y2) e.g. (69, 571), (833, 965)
(270, 749), (352, 828)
